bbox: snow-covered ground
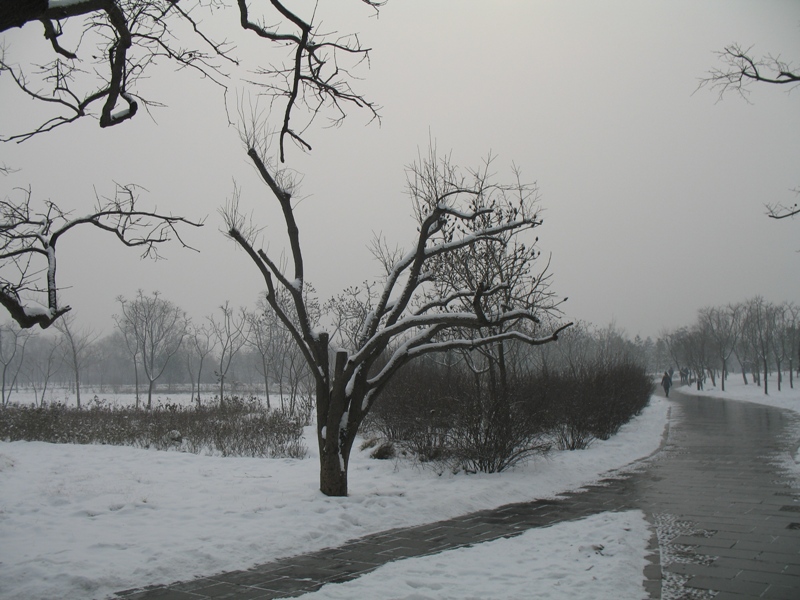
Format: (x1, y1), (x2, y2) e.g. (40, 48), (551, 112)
(1, 375), (796, 600)
(677, 373), (800, 414)
(295, 510), (651, 600)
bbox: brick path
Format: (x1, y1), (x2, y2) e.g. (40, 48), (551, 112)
(115, 389), (800, 599)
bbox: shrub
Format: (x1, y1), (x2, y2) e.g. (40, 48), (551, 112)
(367, 358), (550, 473)
(368, 353), (653, 466)
(0, 396), (307, 458)
(518, 359), (654, 450)
(370, 441), (396, 460)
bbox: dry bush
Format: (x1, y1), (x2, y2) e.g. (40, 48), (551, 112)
(367, 354), (653, 466)
(0, 396), (307, 458)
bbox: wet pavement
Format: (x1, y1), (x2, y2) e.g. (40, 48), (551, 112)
(115, 389), (800, 599)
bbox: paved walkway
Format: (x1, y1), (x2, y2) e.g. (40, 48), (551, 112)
(115, 389), (800, 599)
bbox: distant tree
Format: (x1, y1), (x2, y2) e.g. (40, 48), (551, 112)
(769, 301), (795, 392)
(116, 290), (188, 409)
(246, 306), (276, 408)
(661, 327), (688, 374)
(113, 309), (142, 407)
(698, 303), (741, 392)
(208, 302), (248, 402)
(743, 296), (775, 395)
(664, 326), (712, 389)
(186, 322), (216, 406)
(548, 321), (594, 375)
(23, 331), (63, 405)
(0, 184), (202, 329)
(225, 141), (570, 496)
(784, 302), (799, 389)
(653, 337), (669, 374)
(54, 312), (97, 408)
(0, 320), (29, 405)
(87, 331), (131, 392)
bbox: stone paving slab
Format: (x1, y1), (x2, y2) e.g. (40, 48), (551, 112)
(115, 389), (800, 600)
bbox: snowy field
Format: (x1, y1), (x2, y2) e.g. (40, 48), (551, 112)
(1, 375), (797, 600)
(678, 373), (800, 414)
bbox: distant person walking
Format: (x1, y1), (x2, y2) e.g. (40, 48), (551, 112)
(661, 371), (672, 397)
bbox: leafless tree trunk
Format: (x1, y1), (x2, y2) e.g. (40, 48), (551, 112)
(0, 321), (29, 405)
(744, 297), (774, 395)
(54, 313), (96, 409)
(209, 302), (248, 403)
(785, 303), (799, 389)
(116, 290), (188, 409)
(24, 332), (63, 406)
(114, 308), (141, 408)
(225, 141), (570, 496)
(246, 307), (275, 408)
(186, 323), (216, 406)
(699, 304), (740, 392)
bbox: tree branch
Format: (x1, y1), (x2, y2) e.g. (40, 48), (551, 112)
(0, 184), (203, 328)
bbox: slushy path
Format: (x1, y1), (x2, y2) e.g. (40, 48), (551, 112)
(116, 388), (800, 599)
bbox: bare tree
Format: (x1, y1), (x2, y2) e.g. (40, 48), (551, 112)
(699, 43), (800, 221)
(113, 308), (142, 407)
(0, 0), (382, 160)
(86, 331), (130, 393)
(24, 331), (63, 406)
(784, 302), (799, 389)
(661, 327), (688, 376)
(116, 290), (188, 409)
(54, 312), (97, 408)
(743, 296), (776, 395)
(246, 306), (275, 408)
(769, 301), (798, 392)
(664, 326), (712, 389)
(0, 320), (30, 405)
(225, 141), (570, 496)
(208, 301), (248, 402)
(186, 322), (216, 406)
(0, 184), (202, 329)
(698, 303), (741, 392)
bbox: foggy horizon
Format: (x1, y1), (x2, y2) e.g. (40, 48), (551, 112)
(1, 0), (798, 341)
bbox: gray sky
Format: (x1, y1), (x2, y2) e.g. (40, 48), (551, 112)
(1, 0), (798, 340)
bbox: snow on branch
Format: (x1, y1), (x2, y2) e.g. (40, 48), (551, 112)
(0, 184), (203, 328)
(225, 140), (570, 495)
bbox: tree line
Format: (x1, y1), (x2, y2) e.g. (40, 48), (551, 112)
(0, 290), (313, 415)
(659, 297), (799, 395)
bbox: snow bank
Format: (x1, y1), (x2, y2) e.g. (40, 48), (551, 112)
(0, 396), (668, 600)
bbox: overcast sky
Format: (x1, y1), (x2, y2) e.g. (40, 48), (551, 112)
(1, 0), (798, 340)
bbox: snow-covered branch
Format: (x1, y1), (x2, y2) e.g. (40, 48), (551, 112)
(226, 140), (568, 496)
(0, 185), (203, 329)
